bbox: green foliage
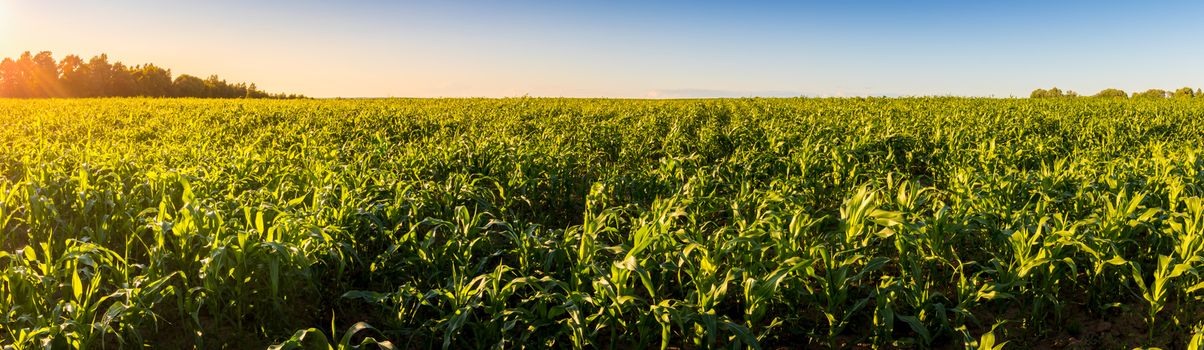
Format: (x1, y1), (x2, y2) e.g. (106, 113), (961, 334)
(1, 97), (1204, 348)
(1134, 89), (1171, 99)
(1174, 87), (1197, 99)
(269, 321), (396, 350)
(1094, 88), (1130, 98)
(0, 51), (302, 98)
(1029, 87), (1077, 98)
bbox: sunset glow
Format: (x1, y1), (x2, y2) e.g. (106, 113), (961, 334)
(0, 2), (9, 54)
(3, 0), (1204, 98)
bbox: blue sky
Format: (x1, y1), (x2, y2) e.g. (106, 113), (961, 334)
(2, 0), (1202, 98)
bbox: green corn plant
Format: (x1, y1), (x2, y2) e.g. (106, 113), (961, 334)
(678, 242), (736, 348)
(593, 201), (672, 347)
(742, 256), (808, 341)
(270, 320), (396, 350)
(839, 186), (905, 249)
(958, 321), (1008, 350)
(1169, 198), (1204, 265)
(1132, 255), (1196, 340)
(806, 245), (889, 348)
(5, 97), (1204, 348)
(1190, 323), (1203, 350)
(871, 276), (898, 348)
(566, 184), (619, 292)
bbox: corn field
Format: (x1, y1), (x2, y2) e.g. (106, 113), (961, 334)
(2, 98), (1204, 349)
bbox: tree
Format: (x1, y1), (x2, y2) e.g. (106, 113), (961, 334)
(1093, 88), (1128, 98)
(1173, 87), (1196, 98)
(109, 62), (139, 97)
(1133, 89), (1168, 99)
(132, 64), (172, 97)
(0, 58), (22, 98)
(58, 55), (86, 97)
(30, 52), (61, 97)
(203, 75), (223, 98)
(82, 54), (114, 97)
(1, 50), (298, 98)
(172, 74), (205, 97)
(1030, 87), (1073, 99)
(14, 52), (37, 97)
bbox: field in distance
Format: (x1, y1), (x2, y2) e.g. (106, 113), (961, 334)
(2, 98), (1203, 349)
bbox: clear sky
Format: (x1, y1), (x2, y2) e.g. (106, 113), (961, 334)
(2, 0), (1202, 98)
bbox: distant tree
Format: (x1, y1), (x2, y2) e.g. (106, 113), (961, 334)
(1, 51), (297, 99)
(1030, 87), (1073, 98)
(172, 74), (205, 97)
(203, 75), (224, 98)
(1133, 89), (1169, 99)
(110, 62), (139, 97)
(30, 52), (61, 97)
(58, 55), (86, 97)
(132, 64), (172, 97)
(0, 58), (22, 97)
(1198, 88), (1203, 98)
(0, 51), (61, 97)
(82, 54), (115, 97)
(1093, 88), (1128, 98)
(15, 52), (38, 97)
(1173, 87), (1196, 98)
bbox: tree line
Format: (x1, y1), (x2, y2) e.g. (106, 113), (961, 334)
(1031, 87), (1204, 99)
(0, 51), (303, 99)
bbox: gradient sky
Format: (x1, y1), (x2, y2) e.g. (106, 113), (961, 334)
(2, 0), (1202, 98)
